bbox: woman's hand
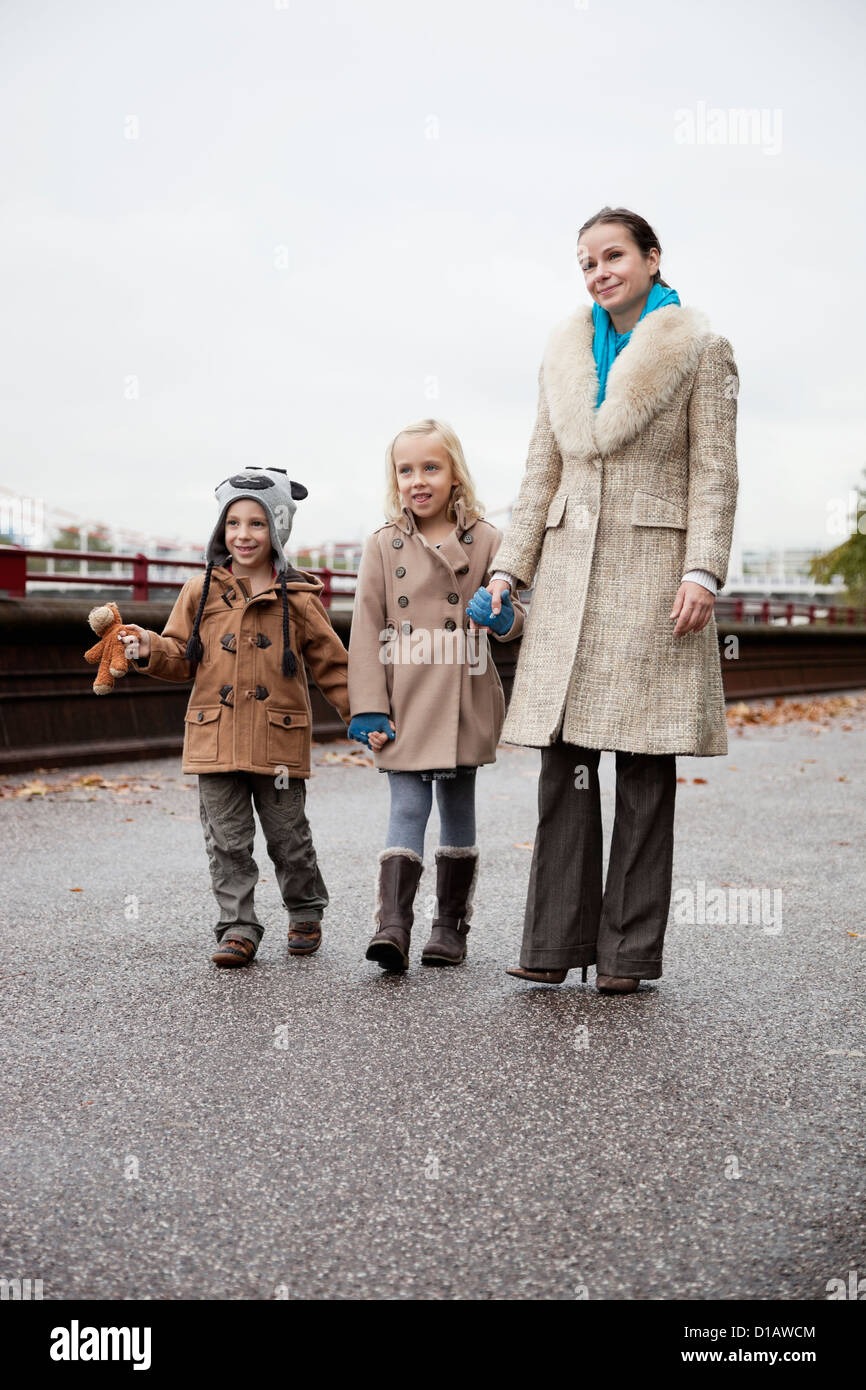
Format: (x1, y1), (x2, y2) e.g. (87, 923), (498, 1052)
(469, 579), (511, 632)
(466, 585), (514, 635)
(368, 719), (396, 752)
(118, 623), (150, 659)
(670, 581), (715, 637)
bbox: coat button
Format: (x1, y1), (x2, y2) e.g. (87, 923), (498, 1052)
(392, 537), (403, 548)
(395, 566), (406, 578)
(283, 715), (292, 726)
(444, 619), (456, 631)
(447, 592), (459, 604)
(462, 533), (473, 544)
(197, 711), (204, 722)
(398, 595), (409, 607)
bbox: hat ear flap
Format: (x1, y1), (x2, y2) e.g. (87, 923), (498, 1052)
(290, 481), (308, 501)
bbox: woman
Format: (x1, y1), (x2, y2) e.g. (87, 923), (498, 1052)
(477, 206), (738, 992)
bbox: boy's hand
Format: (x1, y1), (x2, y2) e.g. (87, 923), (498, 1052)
(118, 624), (150, 660)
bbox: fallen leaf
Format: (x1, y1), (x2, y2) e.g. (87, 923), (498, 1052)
(727, 692), (866, 730)
(692, 777), (707, 784)
(319, 749), (373, 767)
(15, 780), (49, 797)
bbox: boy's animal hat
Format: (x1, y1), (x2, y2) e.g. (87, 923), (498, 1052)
(186, 467), (309, 679)
(206, 468), (308, 575)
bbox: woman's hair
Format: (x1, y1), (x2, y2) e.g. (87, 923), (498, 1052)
(577, 207), (671, 288)
(383, 419), (484, 524)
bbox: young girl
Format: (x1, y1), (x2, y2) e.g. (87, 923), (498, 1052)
(118, 468), (351, 967)
(347, 419), (525, 971)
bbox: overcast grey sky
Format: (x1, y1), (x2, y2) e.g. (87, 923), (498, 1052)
(1, 0), (864, 554)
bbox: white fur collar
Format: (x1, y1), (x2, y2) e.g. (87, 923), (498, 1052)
(542, 302), (711, 457)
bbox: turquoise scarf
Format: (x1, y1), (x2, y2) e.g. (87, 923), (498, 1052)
(592, 282), (681, 406)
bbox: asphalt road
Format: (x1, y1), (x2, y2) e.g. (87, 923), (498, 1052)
(1, 708), (864, 1300)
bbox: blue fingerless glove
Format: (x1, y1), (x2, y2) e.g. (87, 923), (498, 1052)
(348, 712), (395, 747)
(465, 585), (514, 636)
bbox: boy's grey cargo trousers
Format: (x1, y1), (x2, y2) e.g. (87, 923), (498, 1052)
(197, 771), (328, 948)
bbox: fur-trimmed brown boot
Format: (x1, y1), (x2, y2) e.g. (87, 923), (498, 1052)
(365, 847), (424, 971)
(421, 845), (479, 966)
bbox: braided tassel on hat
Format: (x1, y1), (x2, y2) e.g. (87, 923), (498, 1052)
(279, 570), (298, 677)
(184, 561), (214, 673)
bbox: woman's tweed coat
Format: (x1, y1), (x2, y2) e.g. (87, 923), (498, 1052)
(491, 302), (738, 756)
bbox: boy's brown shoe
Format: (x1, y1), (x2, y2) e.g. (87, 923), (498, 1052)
(212, 936), (256, 967)
(287, 921), (322, 955)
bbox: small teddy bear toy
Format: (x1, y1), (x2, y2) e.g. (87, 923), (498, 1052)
(84, 601), (138, 694)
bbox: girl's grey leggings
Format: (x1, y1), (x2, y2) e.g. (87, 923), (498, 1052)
(385, 769), (477, 856)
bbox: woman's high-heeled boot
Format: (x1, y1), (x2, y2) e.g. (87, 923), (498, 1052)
(421, 845), (479, 966)
(366, 848), (424, 971)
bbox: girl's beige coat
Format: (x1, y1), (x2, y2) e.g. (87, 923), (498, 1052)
(492, 302), (739, 756)
(348, 497), (525, 772)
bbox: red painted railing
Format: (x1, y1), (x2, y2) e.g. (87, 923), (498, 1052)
(0, 546), (357, 609)
(1, 546), (864, 624)
(713, 596), (866, 626)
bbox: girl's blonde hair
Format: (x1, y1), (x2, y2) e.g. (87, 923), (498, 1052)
(383, 419), (484, 525)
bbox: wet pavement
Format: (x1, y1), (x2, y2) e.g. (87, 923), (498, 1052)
(1, 706), (864, 1300)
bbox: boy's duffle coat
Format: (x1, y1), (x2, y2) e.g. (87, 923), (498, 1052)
(492, 303), (739, 756)
(134, 564), (350, 776)
(348, 496), (526, 773)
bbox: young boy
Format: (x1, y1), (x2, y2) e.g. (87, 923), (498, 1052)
(120, 468), (350, 966)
